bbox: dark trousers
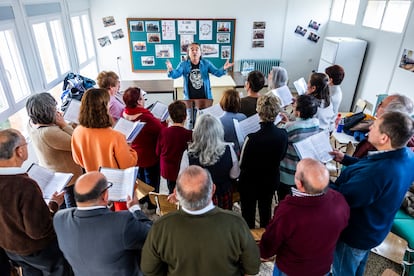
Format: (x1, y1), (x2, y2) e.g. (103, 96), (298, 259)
(138, 163), (160, 209)
(240, 192), (273, 228)
(6, 240), (72, 276)
(0, 248), (11, 276)
(166, 180), (176, 194)
(277, 183), (293, 202)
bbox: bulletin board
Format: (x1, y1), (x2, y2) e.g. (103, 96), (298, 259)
(126, 18), (236, 72)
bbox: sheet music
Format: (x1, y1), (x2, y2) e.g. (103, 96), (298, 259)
(63, 99), (81, 124)
(113, 118), (146, 143)
(293, 131), (333, 163)
(99, 167), (138, 201)
(293, 77), (307, 95)
(27, 163), (72, 200)
(271, 86), (294, 107)
(239, 113), (260, 137)
(151, 101), (169, 121)
(198, 104), (224, 117)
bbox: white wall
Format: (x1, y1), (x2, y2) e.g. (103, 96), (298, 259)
(89, 0), (330, 83)
(324, 0), (414, 109)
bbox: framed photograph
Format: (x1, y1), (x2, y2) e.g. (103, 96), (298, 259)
(155, 44), (174, 58)
(294, 25), (307, 36)
(252, 41), (264, 48)
(146, 21), (160, 32)
(141, 56), (155, 66)
(221, 46), (231, 59)
(102, 16), (115, 27)
(217, 33), (230, 44)
(111, 29), (124, 40)
(130, 21), (144, 32)
(308, 20), (321, 31)
(201, 44), (219, 57)
(97, 36), (111, 47)
(307, 32), (320, 43)
(217, 22), (231, 32)
(147, 33), (161, 43)
(253, 30), (265, 40)
(133, 41), (147, 52)
(253, 21), (266, 29)
(180, 34), (193, 54)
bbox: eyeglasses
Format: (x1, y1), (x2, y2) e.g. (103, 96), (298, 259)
(100, 182), (113, 195)
(17, 137), (31, 148)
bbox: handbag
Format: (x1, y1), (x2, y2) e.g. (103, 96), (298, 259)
(343, 112), (366, 132)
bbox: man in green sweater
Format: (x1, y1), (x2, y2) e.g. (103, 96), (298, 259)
(141, 165), (260, 276)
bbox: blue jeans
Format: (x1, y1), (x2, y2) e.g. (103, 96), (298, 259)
(138, 163), (160, 210)
(332, 240), (369, 276)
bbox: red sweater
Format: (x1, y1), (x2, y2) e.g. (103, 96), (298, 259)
(156, 126), (192, 181)
(260, 189), (349, 276)
(123, 106), (164, 168)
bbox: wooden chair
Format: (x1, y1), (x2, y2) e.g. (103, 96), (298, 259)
(148, 192), (179, 216)
(371, 232), (414, 275)
(250, 228), (266, 244)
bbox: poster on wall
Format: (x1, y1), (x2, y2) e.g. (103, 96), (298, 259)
(199, 20), (213, 40)
(399, 49), (414, 72)
(161, 20), (176, 40)
(178, 20), (197, 35)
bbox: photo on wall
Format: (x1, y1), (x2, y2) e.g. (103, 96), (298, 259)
(252, 41), (264, 48)
(253, 21), (266, 29)
(111, 29), (124, 40)
(141, 56), (155, 66)
(130, 21), (144, 32)
(155, 44), (174, 58)
(147, 33), (161, 43)
(217, 22), (231, 32)
(102, 16), (115, 27)
(180, 34), (193, 54)
(399, 48), (414, 72)
(221, 46), (231, 59)
(308, 20), (321, 31)
(217, 33), (230, 43)
(98, 36), (111, 47)
(133, 41), (147, 51)
(307, 32), (320, 43)
(146, 21), (160, 32)
(201, 44), (219, 57)
(294, 25), (307, 36)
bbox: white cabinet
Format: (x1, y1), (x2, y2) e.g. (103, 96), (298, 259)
(318, 37), (367, 112)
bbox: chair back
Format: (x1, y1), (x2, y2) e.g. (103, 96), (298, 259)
(148, 192), (179, 216)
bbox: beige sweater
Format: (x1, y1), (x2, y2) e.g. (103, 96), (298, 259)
(28, 122), (83, 185)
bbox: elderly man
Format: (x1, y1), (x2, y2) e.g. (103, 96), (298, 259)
(330, 111), (414, 276)
(260, 158), (349, 276)
(353, 93), (413, 157)
(141, 165), (260, 276)
(0, 128), (69, 275)
(53, 171), (152, 275)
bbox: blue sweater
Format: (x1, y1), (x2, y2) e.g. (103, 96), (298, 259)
(330, 147), (414, 250)
(168, 59), (226, 99)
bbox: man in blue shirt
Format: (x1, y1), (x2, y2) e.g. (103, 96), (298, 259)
(330, 111), (414, 276)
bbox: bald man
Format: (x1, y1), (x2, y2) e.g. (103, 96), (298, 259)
(0, 128), (69, 275)
(260, 158), (350, 276)
(141, 165), (260, 276)
(53, 172), (152, 276)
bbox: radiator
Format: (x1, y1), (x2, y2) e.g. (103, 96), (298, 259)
(239, 59), (281, 76)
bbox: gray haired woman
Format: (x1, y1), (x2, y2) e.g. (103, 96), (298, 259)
(26, 92), (83, 207)
(179, 113), (239, 210)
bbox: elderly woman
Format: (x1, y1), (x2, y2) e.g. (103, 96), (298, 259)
(97, 71), (123, 123)
(122, 87), (164, 211)
(180, 114), (239, 210)
(266, 66), (294, 107)
(239, 94), (288, 228)
(26, 92), (83, 207)
(219, 89), (247, 156)
(71, 88), (137, 210)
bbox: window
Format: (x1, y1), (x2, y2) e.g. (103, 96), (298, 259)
(31, 16), (70, 86)
(362, 0), (411, 32)
(0, 26), (31, 122)
(71, 12), (97, 77)
(330, 0), (361, 25)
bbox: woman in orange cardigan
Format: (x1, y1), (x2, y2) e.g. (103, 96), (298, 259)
(71, 88), (137, 210)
